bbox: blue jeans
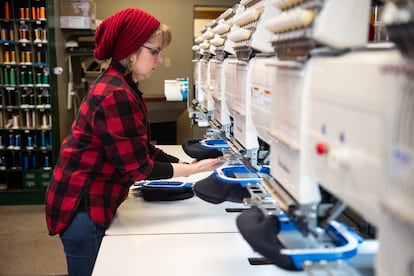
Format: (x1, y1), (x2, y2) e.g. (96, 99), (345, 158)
(60, 211), (106, 276)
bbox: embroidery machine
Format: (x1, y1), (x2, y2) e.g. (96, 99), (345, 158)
(234, 0), (413, 274)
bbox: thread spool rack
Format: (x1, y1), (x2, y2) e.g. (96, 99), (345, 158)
(0, 0), (55, 203)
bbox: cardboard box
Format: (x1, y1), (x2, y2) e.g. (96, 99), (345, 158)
(60, 0), (96, 29)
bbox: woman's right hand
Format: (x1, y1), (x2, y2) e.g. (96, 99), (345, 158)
(191, 158), (224, 173)
(172, 158), (224, 178)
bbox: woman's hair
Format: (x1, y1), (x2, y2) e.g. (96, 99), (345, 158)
(149, 24), (172, 50)
(119, 24), (172, 73)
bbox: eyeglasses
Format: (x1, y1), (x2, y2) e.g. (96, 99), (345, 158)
(141, 45), (162, 58)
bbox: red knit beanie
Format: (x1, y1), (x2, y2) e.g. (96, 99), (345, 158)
(94, 8), (160, 61)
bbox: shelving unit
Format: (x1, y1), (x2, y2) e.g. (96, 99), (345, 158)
(0, 0), (58, 204)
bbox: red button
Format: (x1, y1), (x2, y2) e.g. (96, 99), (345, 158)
(316, 142), (328, 155)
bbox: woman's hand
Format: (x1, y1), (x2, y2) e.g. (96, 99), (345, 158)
(172, 158), (224, 177)
(191, 158), (224, 173)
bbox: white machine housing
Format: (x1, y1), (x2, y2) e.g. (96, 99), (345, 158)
(249, 56), (277, 144)
(231, 59), (259, 152)
(269, 60), (321, 205)
(212, 58), (232, 134)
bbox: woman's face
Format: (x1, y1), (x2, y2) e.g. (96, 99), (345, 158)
(129, 33), (164, 82)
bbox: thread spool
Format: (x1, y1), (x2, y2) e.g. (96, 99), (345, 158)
(26, 51), (31, 63)
(34, 29), (40, 41)
(37, 94), (42, 106)
(20, 71), (25, 85)
(19, 29), (27, 41)
(39, 7), (46, 20)
(7, 90), (12, 105)
(32, 7), (37, 20)
(9, 68), (16, 85)
(19, 8), (25, 19)
(4, 51), (10, 63)
(48, 132), (52, 146)
(42, 114), (48, 128)
(27, 136), (33, 149)
(36, 72), (41, 84)
(3, 68), (9, 85)
(25, 8), (30, 19)
(0, 155), (6, 169)
(43, 72), (49, 84)
(19, 51), (24, 63)
(40, 131), (46, 148)
(4, 2), (10, 19)
(12, 114), (19, 128)
(9, 28), (13, 40)
(32, 131), (37, 146)
(37, 52), (42, 63)
(24, 155), (29, 169)
(15, 134), (20, 149)
(44, 156), (50, 169)
(1, 29), (6, 40)
(8, 134), (14, 149)
(31, 111), (36, 128)
(32, 154), (37, 168)
(21, 93), (27, 105)
(10, 50), (15, 63)
(25, 111), (30, 128)
(27, 71), (33, 84)
(42, 29), (47, 41)
(29, 94), (34, 106)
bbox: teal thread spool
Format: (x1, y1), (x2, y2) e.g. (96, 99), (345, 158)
(3, 68), (9, 85)
(9, 68), (16, 85)
(27, 71), (33, 85)
(43, 72), (49, 84)
(21, 93), (27, 105)
(29, 93), (34, 106)
(36, 72), (41, 84)
(20, 71), (25, 85)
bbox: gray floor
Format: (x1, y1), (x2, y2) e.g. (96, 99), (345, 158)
(0, 205), (67, 276)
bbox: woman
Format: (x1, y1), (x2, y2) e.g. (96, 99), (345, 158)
(45, 8), (222, 276)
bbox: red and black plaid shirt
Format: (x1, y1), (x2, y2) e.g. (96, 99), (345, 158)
(46, 62), (171, 235)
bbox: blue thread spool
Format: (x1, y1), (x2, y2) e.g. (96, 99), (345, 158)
(0, 155), (6, 169)
(44, 155), (50, 168)
(32, 154), (37, 168)
(15, 134), (20, 149)
(40, 131), (46, 148)
(48, 132), (52, 147)
(24, 155), (29, 169)
(33, 133), (37, 148)
(8, 134), (14, 149)
(27, 135), (33, 149)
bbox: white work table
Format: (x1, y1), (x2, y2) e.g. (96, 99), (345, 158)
(106, 193), (247, 235)
(94, 145), (300, 275)
(93, 233), (301, 276)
